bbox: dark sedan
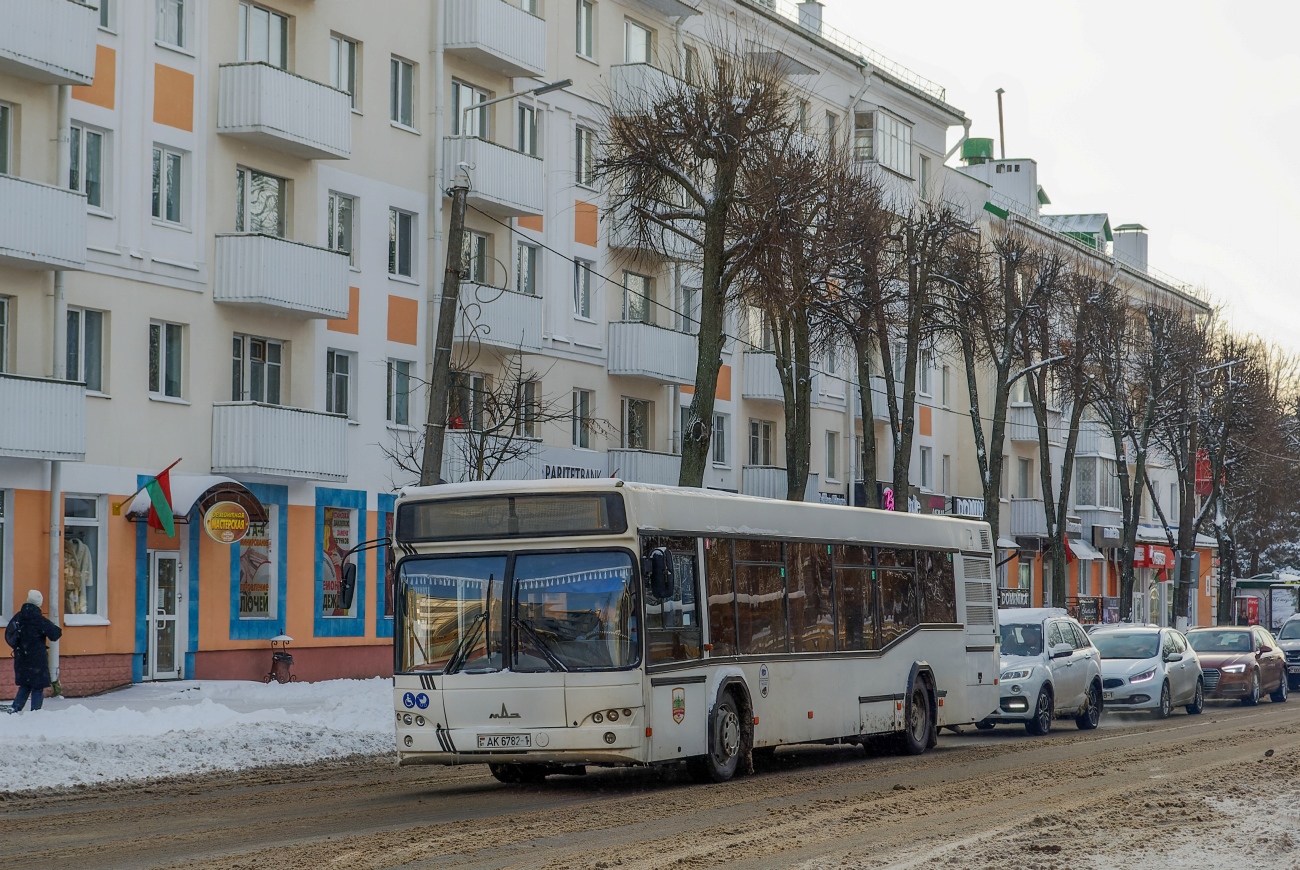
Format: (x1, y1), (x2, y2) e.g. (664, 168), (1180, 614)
(1185, 627), (1288, 705)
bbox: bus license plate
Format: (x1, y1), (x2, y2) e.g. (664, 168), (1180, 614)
(478, 734), (531, 749)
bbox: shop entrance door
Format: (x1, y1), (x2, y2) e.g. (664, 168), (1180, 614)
(147, 551), (182, 680)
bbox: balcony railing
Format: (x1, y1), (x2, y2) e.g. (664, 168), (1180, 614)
(852, 376), (893, 422)
(608, 449), (680, 486)
(0, 373), (85, 461)
(0, 0), (97, 85)
(441, 430), (542, 483)
(607, 204), (697, 260)
(1077, 420), (1116, 457)
(443, 136), (544, 217)
(1078, 507), (1123, 537)
(217, 63), (352, 159)
(609, 62), (681, 116)
(443, 0), (546, 78)
(214, 234), (350, 319)
(742, 465), (788, 500)
(607, 322), (697, 385)
(1009, 497), (1047, 537)
(1008, 404), (1038, 443)
(0, 175), (86, 270)
(211, 403), (348, 481)
(741, 352), (783, 402)
(451, 285), (543, 352)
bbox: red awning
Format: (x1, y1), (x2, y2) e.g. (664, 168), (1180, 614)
(1133, 544), (1175, 569)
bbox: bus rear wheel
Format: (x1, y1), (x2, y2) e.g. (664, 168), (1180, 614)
(488, 763), (548, 784)
(896, 682), (933, 756)
(690, 691), (745, 782)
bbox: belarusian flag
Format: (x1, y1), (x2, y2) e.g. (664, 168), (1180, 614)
(146, 468), (175, 537)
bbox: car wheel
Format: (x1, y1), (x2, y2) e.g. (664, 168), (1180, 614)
(1024, 687), (1053, 736)
(690, 691), (744, 783)
(1271, 673), (1288, 703)
(974, 719), (995, 731)
(1075, 681), (1102, 730)
(1155, 680), (1172, 719)
(1186, 678), (1204, 715)
(896, 682), (934, 756)
(1242, 671), (1261, 707)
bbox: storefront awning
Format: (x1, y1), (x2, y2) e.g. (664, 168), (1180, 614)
(1134, 525), (1218, 549)
(996, 537), (1019, 550)
(1069, 538), (1102, 561)
(125, 474), (268, 525)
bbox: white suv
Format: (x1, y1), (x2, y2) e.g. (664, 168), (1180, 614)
(978, 608), (1104, 735)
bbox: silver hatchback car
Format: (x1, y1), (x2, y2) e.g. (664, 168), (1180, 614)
(1091, 625), (1204, 718)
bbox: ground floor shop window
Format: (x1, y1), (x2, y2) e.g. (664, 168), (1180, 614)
(321, 506), (357, 618)
(238, 505), (278, 619)
(64, 495), (104, 618)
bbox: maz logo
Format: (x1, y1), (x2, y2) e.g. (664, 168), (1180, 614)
(489, 704), (521, 720)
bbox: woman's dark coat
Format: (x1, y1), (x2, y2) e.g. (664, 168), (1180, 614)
(5, 603), (62, 690)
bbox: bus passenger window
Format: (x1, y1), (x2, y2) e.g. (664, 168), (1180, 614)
(705, 538), (737, 657)
(879, 569), (919, 645)
(876, 548), (915, 568)
(834, 566), (875, 651)
(736, 562), (787, 655)
(789, 543), (834, 653)
(917, 550), (957, 624)
(642, 535), (702, 663)
(832, 544), (872, 566)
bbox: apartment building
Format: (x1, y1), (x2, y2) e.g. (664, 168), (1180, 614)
(0, 0), (1217, 696)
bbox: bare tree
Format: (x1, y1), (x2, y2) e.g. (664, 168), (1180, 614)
(600, 36), (798, 487)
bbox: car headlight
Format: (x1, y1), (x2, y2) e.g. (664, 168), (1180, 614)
(1130, 669), (1157, 683)
(1221, 664), (1247, 674)
(1000, 668), (1034, 681)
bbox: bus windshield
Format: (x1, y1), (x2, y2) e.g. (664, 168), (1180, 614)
(398, 551), (639, 673)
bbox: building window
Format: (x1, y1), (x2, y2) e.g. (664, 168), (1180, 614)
(326, 350), (352, 417)
(713, 414), (728, 465)
(575, 126), (595, 186)
(623, 271), (650, 323)
(0, 103), (10, 174)
(235, 166), (286, 237)
(389, 208), (414, 277)
(387, 359), (411, 426)
(572, 389), (593, 448)
(239, 505), (278, 619)
(518, 103), (538, 156)
(574, 259), (593, 318)
(941, 364), (950, 406)
(517, 379), (539, 437)
(327, 192), (355, 264)
(69, 124), (104, 209)
(451, 80), (488, 137)
(877, 112), (912, 176)
(684, 45), (700, 84)
(0, 297), (8, 372)
(576, 0), (594, 59)
(517, 242), (538, 296)
(64, 496), (103, 617)
(919, 154), (931, 191)
(749, 419), (773, 466)
(148, 321), (183, 399)
(942, 454), (951, 494)
(919, 350), (933, 395)
(1017, 456), (1032, 499)
(232, 335), (283, 404)
(156, 0), (184, 47)
(390, 57), (415, 128)
(892, 340), (906, 382)
(677, 283), (698, 334)
(826, 111), (839, 142)
(624, 19), (652, 64)
(463, 231), (488, 284)
(621, 397), (652, 450)
(450, 372), (487, 431)
(97, 0), (112, 29)
(521, 0), (538, 14)
(920, 445), (932, 490)
(67, 308), (104, 393)
(151, 147), (183, 225)
(238, 3), (287, 69)
(329, 34), (358, 108)
(321, 506), (357, 617)
(827, 431), (839, 481)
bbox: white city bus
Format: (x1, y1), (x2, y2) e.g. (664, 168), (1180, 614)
(390, 479), (1000, 783)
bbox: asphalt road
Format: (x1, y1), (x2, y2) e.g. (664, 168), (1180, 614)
(4, 700), (1299, 870)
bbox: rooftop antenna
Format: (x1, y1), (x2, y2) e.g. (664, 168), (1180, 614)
(995, 88), (1006, 159)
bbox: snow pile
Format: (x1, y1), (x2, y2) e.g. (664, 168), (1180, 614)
(0, 678), (395, 793)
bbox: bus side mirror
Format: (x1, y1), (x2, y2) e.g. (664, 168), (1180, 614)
(340, 562), (357, 611)
(645, 548), (675, 600)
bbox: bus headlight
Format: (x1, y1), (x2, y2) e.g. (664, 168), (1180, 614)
(592, 711), (604, 724)
(403, 713), (413, 725)
(607, 710), (620, 722)
(604, 732), (616, 744)
(415, 716), (425, 727)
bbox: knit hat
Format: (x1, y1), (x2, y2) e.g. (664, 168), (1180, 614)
(26, 589), (43, 608)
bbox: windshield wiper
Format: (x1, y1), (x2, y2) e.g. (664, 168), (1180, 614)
(514, 617), (569, 672)
(444, 612), (488, 675)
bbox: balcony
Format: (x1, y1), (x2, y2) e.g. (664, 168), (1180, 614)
(742, 465), (787, 500)
(0, 374), (85, 461)
(607, 205), (697, 261)
(1009, 404), (1039, 443)
(1077, 420), (1115, 457)
(741, 352), (783, 402)
(443, 136), (543, 217)
(214, 234), (350, 319)
(217, 63), (352, 160)
(0, 0), (97, 85)
(852, 376), (893, 422)
(211, 403), (348, 481)
(1078, 507), (1123, 536)
(441, 431), (542, 483)
(0, 175), (86, 270)
(443, 0), (546, 78)
(452, 285), (543, 352)
(609, 62), (681, 116)
(607, 322), (697, 385)
(1009, 497), (1047, 537)
(608, 449), (680, 486)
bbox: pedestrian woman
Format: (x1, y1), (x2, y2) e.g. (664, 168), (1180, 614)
(5, 590), (62, 713)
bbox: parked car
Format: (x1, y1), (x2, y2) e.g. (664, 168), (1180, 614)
(1091, 625), (1204, 718)
(977, 608), (1103, 735)
(1277, 616), (1300, 691)
(1185, 626), (1288, 705)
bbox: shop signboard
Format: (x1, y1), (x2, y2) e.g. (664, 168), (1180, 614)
(998, 587), (1032, 608)
(204, 500), (251, 545)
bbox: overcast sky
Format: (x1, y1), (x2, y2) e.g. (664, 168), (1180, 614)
(826, 1), (1300, 349)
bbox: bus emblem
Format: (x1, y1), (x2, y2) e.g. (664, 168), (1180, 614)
(490, 704), (521, 719)
(672, 688), (685, 724)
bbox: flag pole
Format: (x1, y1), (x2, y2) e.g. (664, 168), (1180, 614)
(111, 457), (183, 516)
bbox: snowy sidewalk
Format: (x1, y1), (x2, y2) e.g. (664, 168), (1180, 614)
(0, 678), (396, 793)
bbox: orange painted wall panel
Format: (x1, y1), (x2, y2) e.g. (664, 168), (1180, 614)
(716, 364), (732, 402)
(327, 287), (361, 334)
(10, 489), (51, 617)
(387, 296), (419, 345)
(918, 406), (932, 437)
(72, 45), (116, 109)
(518, 215), (543, 232)
(153, 64), (194, 131)
(574, 201), (598, 247)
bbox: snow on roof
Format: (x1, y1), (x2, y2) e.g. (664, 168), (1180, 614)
(1038, 213), (1113, 242)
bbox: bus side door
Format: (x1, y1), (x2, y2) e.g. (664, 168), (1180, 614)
(643, 536), (709, 761)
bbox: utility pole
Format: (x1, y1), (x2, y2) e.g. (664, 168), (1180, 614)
(995, 88), (1006, 159)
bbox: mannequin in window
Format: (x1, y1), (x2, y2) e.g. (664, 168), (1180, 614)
(63, 532), (93, 615)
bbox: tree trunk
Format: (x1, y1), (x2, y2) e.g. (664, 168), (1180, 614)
(782, 308), (813, 501)
(678, 202), (731, 488)
(853, 329), (879, 509)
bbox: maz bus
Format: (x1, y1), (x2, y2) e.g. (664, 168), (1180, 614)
(389, 479), (1000, 783)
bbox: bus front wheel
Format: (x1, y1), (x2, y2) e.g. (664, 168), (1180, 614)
(896, 682), (934, 756)
(690, 691), (745, 783)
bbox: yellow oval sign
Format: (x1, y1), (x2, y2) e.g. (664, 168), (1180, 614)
(204, 501), (251, 545)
